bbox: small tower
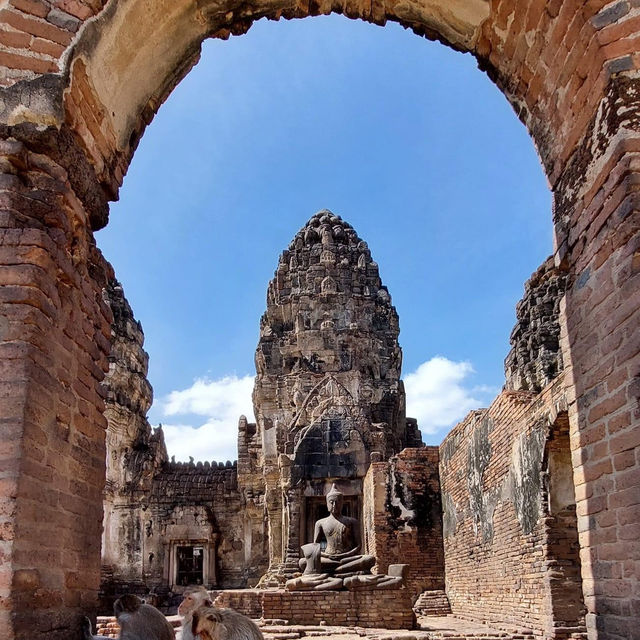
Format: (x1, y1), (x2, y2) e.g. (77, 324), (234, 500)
(253, 210), (422, 579)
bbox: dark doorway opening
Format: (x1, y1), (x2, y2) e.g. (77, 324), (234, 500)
(176, 545), (204, 586)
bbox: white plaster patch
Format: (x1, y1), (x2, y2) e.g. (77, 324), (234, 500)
(389, 468), (415, 532)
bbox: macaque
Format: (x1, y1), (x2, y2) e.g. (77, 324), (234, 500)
(82, 594), (174, 640)
(178, 586), (213, 640)
(192, 606), (263, 640)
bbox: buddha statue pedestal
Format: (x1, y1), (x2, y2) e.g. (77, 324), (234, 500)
(262, 587), (416, 629)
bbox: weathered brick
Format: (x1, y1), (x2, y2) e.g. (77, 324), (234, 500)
(610, 485), (640, 508)
(46, 6), (79, 31)
(8, 0), (50, 19)
(0, 26), (31, 48)
(613, 448), (636, 470)
(30, 35), (64, 57)
(587, 388), (628, 423)
(0, 8), (72, 45)
(52, 0), (93, 20)
(610, 426), (640, 455)
(0, 49), (56, 72)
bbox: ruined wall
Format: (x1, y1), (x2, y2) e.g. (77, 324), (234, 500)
(101, 277), (167, 593)
(100, 282), (268, 605)
(439, 377), (574, 635)
(101, 456), (268, 607)
(364, 447), (443, 598)
(146, 461), (266, 590)
(100, 276), (167, 601)
(0, 139), (113, 639)
(435, 255), (584, 637)
(504, 257), (568, 393)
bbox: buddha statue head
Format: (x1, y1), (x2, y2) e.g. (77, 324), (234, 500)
(326, 483), (343, 516)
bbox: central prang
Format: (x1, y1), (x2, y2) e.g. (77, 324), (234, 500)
(286, 484), (404, 591)
(252, 210), (422, 589)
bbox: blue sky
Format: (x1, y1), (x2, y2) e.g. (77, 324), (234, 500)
(95, 15), (552, 461)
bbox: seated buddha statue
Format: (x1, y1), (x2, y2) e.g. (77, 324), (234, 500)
(286, 484), (404, 591)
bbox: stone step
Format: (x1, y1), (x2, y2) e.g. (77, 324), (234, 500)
(96, 614), (182, 637)
(413, 590), (452, 616)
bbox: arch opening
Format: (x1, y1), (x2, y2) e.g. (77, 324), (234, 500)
(1, 2), (638, 639)
(93, 16), (561, 627)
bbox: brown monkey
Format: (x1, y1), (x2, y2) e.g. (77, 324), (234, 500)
(192, 606), (263, 640)
(177, 586), (212, 640)
(82, 594), (174, 640)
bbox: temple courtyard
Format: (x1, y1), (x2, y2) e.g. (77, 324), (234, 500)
(95, 613), (549, 640)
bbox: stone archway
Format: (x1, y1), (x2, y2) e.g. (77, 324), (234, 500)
(0, 3), (638, 639)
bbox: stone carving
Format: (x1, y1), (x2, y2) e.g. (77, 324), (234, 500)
(286, 484), (404, 591)
(288, 375), (355, 434)
(504, 257), (568, 393)
(254, 211), (418, 466)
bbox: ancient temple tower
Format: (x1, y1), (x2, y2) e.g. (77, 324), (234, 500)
(251, 210), (422, 580)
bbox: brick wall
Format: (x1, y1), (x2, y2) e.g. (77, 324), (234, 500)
(200, 587), (416, 629)
(549, 71), (640, 640)
(0, 138), (112, 638)
(261, 588), (415, 629)
(440, 377), (574, 635)
(211, 588), (263, 619)
(365, 448), (444, 597)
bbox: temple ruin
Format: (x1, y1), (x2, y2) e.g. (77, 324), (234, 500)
(99, 211), (435, 600)
(95, 210), (589, 637)
(1, 3), (639, 639)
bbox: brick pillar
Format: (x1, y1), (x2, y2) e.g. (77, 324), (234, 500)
(0, 138), (111, 639)
(556, 77), (640, 640)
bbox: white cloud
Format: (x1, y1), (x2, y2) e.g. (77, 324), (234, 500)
(404, 356), (496, 439)
(164, 375), (255, 418)
(159, 375), (255, 463)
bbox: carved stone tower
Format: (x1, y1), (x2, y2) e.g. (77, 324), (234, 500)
(252, 210), (422, 580)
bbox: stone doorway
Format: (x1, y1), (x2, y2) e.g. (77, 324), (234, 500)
(167, 538), (217, 590)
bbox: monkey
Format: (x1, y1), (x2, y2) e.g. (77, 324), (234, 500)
(191, 606), (264, 640)
(177, 586), (213, 640)
(82, 593), (175, 640)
